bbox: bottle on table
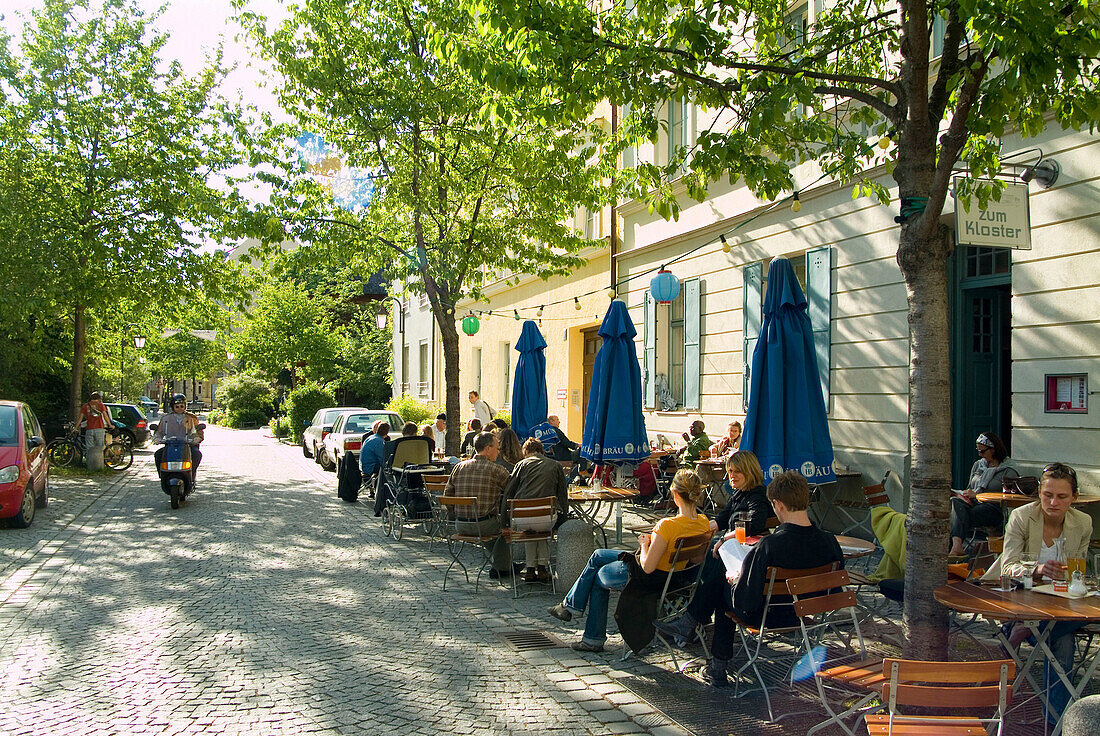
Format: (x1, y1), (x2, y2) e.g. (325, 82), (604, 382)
(1052, 536), (1069, 593)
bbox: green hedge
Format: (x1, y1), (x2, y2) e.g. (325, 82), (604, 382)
(286, 382), (336, 442)
(216, 374), (275, 428)
(385, 394), (442, 427)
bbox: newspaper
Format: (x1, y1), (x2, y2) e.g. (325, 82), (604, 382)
(717, 538), (753, 581)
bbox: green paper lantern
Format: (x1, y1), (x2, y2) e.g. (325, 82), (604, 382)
(461, 313), (480, 336)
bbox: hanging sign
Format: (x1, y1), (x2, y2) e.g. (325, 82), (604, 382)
(954, 179), (1032, 250)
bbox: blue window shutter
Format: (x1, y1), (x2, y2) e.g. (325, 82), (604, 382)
(805, 246), (832, 405)
(644, 290), (656, 408)
(742, 263), (763, 411)
(683, 278), (701, 410)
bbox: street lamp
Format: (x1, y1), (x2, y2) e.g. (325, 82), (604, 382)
(376, 296), (405, 392)
(120, 332), (147, 401)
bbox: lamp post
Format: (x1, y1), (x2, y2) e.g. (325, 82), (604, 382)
(120, 332), (147, 401)
(376, 296), (404, 392)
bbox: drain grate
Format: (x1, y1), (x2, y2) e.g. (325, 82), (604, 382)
(500, 629), (563, 651)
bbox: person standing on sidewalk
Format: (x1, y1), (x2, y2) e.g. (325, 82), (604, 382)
(79, 392), (111, 470)
(469, 390), (493, 426)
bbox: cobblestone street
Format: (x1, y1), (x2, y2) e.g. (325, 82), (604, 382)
(0, 425), (697, 736)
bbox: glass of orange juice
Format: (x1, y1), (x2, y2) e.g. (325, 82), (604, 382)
(734, 518), (747, 544)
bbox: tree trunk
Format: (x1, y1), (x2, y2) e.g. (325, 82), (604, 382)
(69, 303), (87, 421)
(435, 310), (462, 457)
(898, 224), (953, 661)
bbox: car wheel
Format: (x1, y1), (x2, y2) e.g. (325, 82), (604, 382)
(36, 467), (49, 509)
(302, 439), (313, 458)
(116, 430), (136, 450)
(320, 448), (335, 471)
(10, 484), (35, 528)
(313, 443), (322, 464)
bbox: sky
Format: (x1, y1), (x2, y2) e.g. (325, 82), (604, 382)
(2, 0), (287, 113)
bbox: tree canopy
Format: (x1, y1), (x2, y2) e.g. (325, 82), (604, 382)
(238, 0), (604, 451)
(0, 0), (254, 418)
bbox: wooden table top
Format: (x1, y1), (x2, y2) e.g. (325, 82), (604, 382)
(975, 492), (1034, 506)
(835, 535), (876, 559)
(567, 485), (640, 502)
(934, 580), (1100, 622)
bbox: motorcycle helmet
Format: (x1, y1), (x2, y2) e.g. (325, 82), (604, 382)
(171, 393), (187, 407)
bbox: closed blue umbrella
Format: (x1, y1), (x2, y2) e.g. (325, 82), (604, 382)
(511, 320), (548, 440)
(741, 257), (835, 484)
(580, 300), (650, 465)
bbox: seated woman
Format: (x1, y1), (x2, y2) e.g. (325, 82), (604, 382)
(983, 462), (1091, 726)
(712, 420), (742, 459)
(653, 451), (770, 649)
(949, 432), (1019, 556)
(547, 470), (710, 652)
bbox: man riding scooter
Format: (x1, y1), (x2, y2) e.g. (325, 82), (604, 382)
(153, 394), (203, 486)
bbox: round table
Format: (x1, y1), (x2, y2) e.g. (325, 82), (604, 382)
(975, 492), (1034, 507)
(835, 535), (876, 559)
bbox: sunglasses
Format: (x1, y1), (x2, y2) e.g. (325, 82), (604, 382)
(1043, 462), (1077, 478)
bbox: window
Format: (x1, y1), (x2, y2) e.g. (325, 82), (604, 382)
(621, 102), (635, 169)
(643, 278), (701, 410)
(474, 347), (483, 395)
(585, 207), (600, 240)
(667, 97), (689, 171)
(931, 12), (946, 59)
(742, 248), (832, 411)
(783, 3), (811, 118)
(401, 344), (409, 391)
(501, 342), (512, 407)
(419, 341), (429, 396)
(418, 293), (429, 309)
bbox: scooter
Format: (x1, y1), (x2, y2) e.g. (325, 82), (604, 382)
(151, 423), (204, 509)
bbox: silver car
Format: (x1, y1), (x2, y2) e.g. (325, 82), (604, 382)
(319, 410), (403, 472)
(302, 407), (368, 462)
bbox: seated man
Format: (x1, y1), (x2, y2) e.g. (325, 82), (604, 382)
(657, 470), (844, 687)
(444, 431), (513, 578)
(501, 438), (569, 583)
(545, 415), (578, 462)
(361, 421), (390, 511)
(678, 420), (712, 469)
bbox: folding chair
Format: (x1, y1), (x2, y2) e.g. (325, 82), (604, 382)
(422, 474), (450, 549)
(437, 496), (500, 592)
(649, 532), (713, 671)
(504, 497), (558, 599)
(864, 658), (1014, 735)
(787, 569), (885, 736)
(728, 562), (840, 721)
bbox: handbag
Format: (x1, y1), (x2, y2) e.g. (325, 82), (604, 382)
(1002, 476), (1039, 496)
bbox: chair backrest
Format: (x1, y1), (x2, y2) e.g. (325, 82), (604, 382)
(765, 516), (780, 532)
(863, 483), (890, 507)
(508, 496), (557, 516)
(788, 569), (866, 658)
(424, 474), (449, 493)
(438, 496), (474, 511)
(765, 563), (841, 597)
(655, 532), (713, 609)
(881, 658), (1014, 714)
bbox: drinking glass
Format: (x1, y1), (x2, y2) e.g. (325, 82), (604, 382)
(734, 518), (747, 544)
(1019, 555), (1037, 589)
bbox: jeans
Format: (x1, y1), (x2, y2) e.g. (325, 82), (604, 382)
(1043, 621), (1083, 725)
(563, 549), (630, 645)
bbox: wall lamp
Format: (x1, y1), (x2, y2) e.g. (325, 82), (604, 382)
(1019, 159), (1060, 188)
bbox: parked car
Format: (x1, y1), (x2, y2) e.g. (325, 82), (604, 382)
(186, 400), (206, 413)
(0, 400), (50, 528)
(136, 396), (158, 416)
(104, 403), (151, 448)
(319, 410), (403, 472)
(301, 407), (369, 461)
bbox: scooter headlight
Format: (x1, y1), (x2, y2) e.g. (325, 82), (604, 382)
(0, 465), (18, 484)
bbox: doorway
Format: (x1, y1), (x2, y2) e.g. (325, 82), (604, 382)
(950, 246), (1012, 488)
(581, 327), (603, 427)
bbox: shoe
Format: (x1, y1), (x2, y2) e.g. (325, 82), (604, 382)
(547, 603), (573, 622)
(653, 612), (697, 644)
(536, 566), (552, 584)
(571, 640), (604, 653)
(524, 568), (538, 583)
(701, 658), (729, 688)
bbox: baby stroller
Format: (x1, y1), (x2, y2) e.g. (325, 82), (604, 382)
(376, 436), (441, 540)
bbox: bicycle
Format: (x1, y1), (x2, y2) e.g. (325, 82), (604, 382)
(46, 423), (133, 470)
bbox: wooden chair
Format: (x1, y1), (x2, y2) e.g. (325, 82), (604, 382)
(788, 569), (885, 736)
(437, 496), (501, 592)
(649, 532), (713, 670)
(864, 658), (1014, 735)
(727, 562), (840, 721)
(503, 497), (558, 598)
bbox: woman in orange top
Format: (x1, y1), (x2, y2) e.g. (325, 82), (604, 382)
(547, 470), (710, 652)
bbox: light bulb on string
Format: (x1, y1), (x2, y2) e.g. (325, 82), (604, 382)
(720, 234), (730, 253)
(537, 305), (544, 317)
(574, 297), (581, 311)
(791, 191), (802, 213)
(606, 288), (616, 299)
(878, 136), (891, 150)
(514, 309), (520, 321)
(483, 310), (490, 321)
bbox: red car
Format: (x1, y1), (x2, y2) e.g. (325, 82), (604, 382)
(0, 400), (49, 527)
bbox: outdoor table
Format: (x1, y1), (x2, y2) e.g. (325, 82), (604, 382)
(835, 535), (875, 560)
(567, 485), (640, 547)
(934, 580), (1100, 736)
(975, 492), (1034, 507)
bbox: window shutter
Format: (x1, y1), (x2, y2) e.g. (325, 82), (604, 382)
(805, 246), (832, 406)
(742, 262), (763, 411)
(643, 290), (656, 408)
(683, 278), (701, 410)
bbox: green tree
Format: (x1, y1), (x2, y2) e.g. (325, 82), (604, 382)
(238, 0), (602, 454)
(232, 280), (340, 384)
(3, 0), (252, 420)
(462, 0), (1100, 658)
